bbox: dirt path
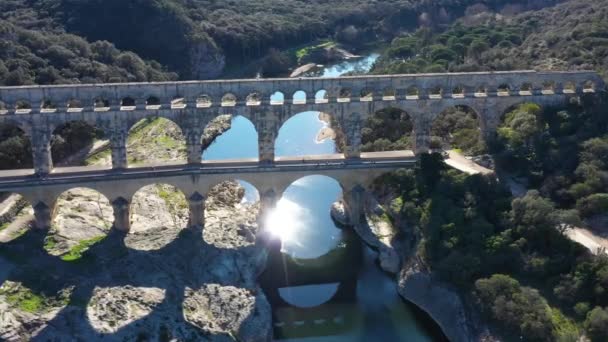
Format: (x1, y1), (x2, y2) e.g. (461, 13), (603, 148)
(444, 150), (494, 175)
(565, 227), (608, 255)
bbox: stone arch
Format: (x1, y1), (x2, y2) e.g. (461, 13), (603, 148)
(246, 92), (261, 106)
(542, 81), (556, 94)
(406, 86), (419, 99)
(359, 88), (374, 101)
(361, 106), (414, 152)
(292, 90), (306, 104)
(67, 98), (84, 111)
(221, 93), (237, 107)
(382, 87), (396, 100)
(275, 110), (342, 158)
(315, 89), (328, 103)
(338, 88), (352, 102)
(146, 96), (161, 109)
(497, 83), (511, 96)
(48, 187), (115, 258)
(126, 116), (187, 166)
(121, 96), (136, 109)
(15, 99), (32, 114)
(93, 97), (110, 110)
(171, 95), (186, 109)
(583, 80), (596, 93)
(430, 105), (485, 155)
(41, 98), (57, 112)
(202, 114), (259, 160)
(0, 99), (7, 114)
(196, 94), (212, 108)
(270, 91), (285, 105)
(0, 121), (32, 170)
(268, 174), (346, 259)
(519, 82), (533, 96)
(127, 183), (189, 251)
(451, 85), (466, 98)
(474, 85), (488, 97)
(428, 86), (443, 99)
(50, 120), (107, 167)
(562, 81), (576, 94)
(203, 179), (260, 246)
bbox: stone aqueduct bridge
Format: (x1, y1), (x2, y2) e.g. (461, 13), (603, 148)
(0, 70), (604, 234)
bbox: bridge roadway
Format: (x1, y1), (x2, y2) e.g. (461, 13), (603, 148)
(0, 151), (416, 232)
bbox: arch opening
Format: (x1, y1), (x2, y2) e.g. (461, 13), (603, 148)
(196, 94), (212, 108)
(41, 99), (57, 112)
(146, 96), (161, 109)
(563, 82), (576, 94)
(429, 86), (443, 99)
(360, 88), (373, 102)
(221, 93), (237, 107)
(497, 84), (510, 96)
(93, 98), (110, 111)
(292, 90), (306, 104)
(474, 85), (487, 97)
(0, 123), (32, 170)
(382, 87), (396, 101)
(520, 83), (533, 96)
(15, 100), (31, 114)
(430, 105), (485, 155)
(67, 99), (83, 112)
(275, 111), (338, 158)
(268, 174), (345, 259)
(203, 180), (260, 247)
(315, 89), (328, 104)
(202, 114), (258, 161)
(406, 86), (419, 100)
(542, 81), (556, 95)
(126, 117), (187, 166)
(583, 80), (596, 93)
(270, 91), (285, 105)
(171, 96), (186, 109)
(47, 187), (114, 260)
(246, 92), (261, 106)
(121, 97), (136, 110)
(338, 88), (351, 102)
(51, 121), (107, 167)
(361, 107), (413, 152)
(452, 86), (466, 98)
(0, 100), (7, 114)
(128, 183), (188, 251)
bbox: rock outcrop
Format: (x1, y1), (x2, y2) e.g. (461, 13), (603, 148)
(398, 259), (477, 342)
(189, 41), (226, 80)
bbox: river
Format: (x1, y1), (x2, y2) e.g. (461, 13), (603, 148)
(203, 53), (445, 341)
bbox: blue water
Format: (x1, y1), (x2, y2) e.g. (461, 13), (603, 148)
(201, 52), (440, 341)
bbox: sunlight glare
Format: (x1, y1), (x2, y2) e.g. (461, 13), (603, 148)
(265, 198), (308, 245)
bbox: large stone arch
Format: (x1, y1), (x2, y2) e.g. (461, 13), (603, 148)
(0, 120), (33, 170)
(127, 182), (189, 250)
(201, 111), (259, 161)
(359, 105), (416, 153)
(430, 104), (485, 155)
(124, 115), (189, 167)
(49, 119), (108, 167)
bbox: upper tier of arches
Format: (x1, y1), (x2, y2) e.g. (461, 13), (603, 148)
(0, 71), (603, 115)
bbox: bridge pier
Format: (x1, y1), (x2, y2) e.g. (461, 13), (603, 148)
(342, 185), (365, 227)
(32, 125), (53, 176)
(110, 122), (129, 170)
(185, 128), (203, 164)
(188, 192), (205, 230)
(342, 116), (362, 160)
(259, 131), (276, 164)
(33, 201), (54, 230)
(111, 197), (130, 232)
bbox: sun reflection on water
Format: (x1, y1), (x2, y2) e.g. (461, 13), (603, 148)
(265, 198), (308, 253)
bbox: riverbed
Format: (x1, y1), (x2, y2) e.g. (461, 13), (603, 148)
(202, 53), (445, 341)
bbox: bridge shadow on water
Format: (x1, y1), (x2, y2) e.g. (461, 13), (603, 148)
(0, 226), (268, 340)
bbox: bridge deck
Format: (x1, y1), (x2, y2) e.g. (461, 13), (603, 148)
(0, 151), (416, 191)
